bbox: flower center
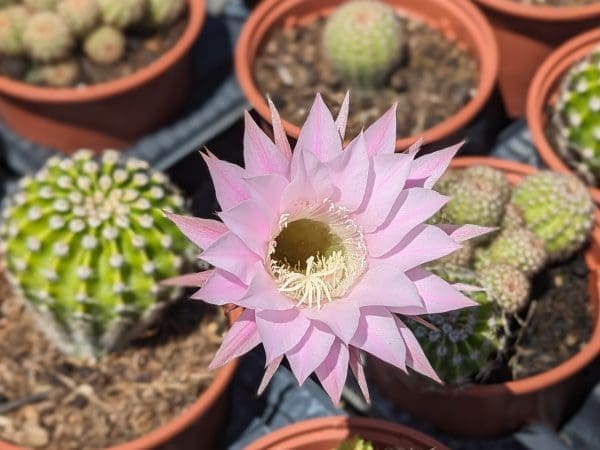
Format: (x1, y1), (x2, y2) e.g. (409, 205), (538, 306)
(269, 199), (367, 310)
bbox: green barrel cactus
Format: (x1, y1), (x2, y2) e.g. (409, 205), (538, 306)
(409, 265), (504, 384)
(23, 0), (58, 11)
(0, 150), (194, 359)
(142, 0), (186, 28)
(84, 25), (125, 65)
(478, 264), (531, 315)
(57, 0), (100, 36)
(437, 241), (474, 268)
(553, 48), (600, 183)
(474, 227), (547, 277)
(98, 0), (146, 29)
(0, 5), (29, 56)
(509, 171), (595, 261)
(26, 58), (79, 87)
(322, 0), (405, 89)
(22, 11), (73, 62)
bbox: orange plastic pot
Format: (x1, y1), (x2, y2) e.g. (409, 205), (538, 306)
(0, 0), (205, 154)
(235, 0), (498, 152)
(527, 28), (600, 205)
(472, 0), (600, 118)
(246, 416), (449, 450)
(368, 157), (600, 438)
(0, 306), (239, 450)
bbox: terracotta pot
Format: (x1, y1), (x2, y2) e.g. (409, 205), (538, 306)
(368, 156), (600, 438)
(0, 306), (239, 450)
(527, 28), (600, 205)
(472, 0), (600, 118)
(246, 416), (449, 450)
(235, 0), (498, 152)
(0, 0), (205, 154)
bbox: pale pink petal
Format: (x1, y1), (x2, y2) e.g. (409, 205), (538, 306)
(300, 149), (337, 202)
(327, 132), (370, 211)
(200, 232), (261, 284)
(294, 93), (342, 163)
(350, 306), (407, 371)
(190, 269), (246, 305)
(302, 300), (361, 344)
(280, 152), (323, 212)
(218, 200), (272, 258)
(436, 224), (496, 243)
(286, 323), (336, 385)
(164, 212), (226, 250)
(257, 355), (283, 395)
(406, 137), (424, 155)
(365, 188), (450, 256)
(315, 339), (349, 404)
(161, 270), (213, 287)
(373, 224), (461, 271)
(404, 142), (463, 189)
(240, 265), (295, 311)
(349, 346), (370, 403)
(335, 91), (350, 139)
(209, 309), (260, 369)
(256, 308), (311, 364)
(395, 316), (441, 383)
(364, 103), (397, 156)
(202, 152), (250, 210)
(267, 97), (293, 161)
(243, 111), (290, 178)
(244, 174), (287, 226)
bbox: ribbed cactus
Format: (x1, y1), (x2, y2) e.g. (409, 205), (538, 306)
(26, 58), (79, 87)
(0, 150), (194, 359)
(553, 48), (600, 183)
(478, 264), (530, 314)
(509, 171), (595, 261)
(0, 5), (29, 56)
(57, 0), (100, 36)
(142, 0), (186, 28)
(23, 0), (58, 11)
(84, 25), (125, 65)
(474, 227), (547, 277)
(336, 437), (375, 450)
(22, 11), (73, 62)
(409, 265), (503, 384)
(98, 0), (146, 29)
(322, 0), (405, 89)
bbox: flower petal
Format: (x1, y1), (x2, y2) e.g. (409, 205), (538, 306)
(286, 323), (336, 385)
(161, 270), (213, 287)
(404, 142), (463, 189)
(349, 346), (370, 403)
(315, 339), (349, 404)
(240, 265), (295, 310)
(257, 355), (283, 395)
(256, 308), (311, 364)
(202, 152), (250, 211)
(436, 224), (496, 243)
(267, 96), (293, 162)
(244, 174), (288, 226)
(364, 103), (397, 156)
(164, 212), (226, 250)
(244, 111), (290, 178)
(201, 232), (261, 284)
(209, 309), (260, 369)
(190, 269), (246, 305)
(335, 91), (350, 139)
(218, 200), (272, 258)
(302, 299), (361, 344)
(395, 316), (441, 383)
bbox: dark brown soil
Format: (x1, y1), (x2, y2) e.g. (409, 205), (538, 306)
(252, 15), (478, 141)
(510, 0), (599, 5)
(0, 267), (225, 449)
(0, 17), (186, 87)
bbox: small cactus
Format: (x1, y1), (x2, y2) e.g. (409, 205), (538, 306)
(0, 5), (29, 56)
(84, 25), (125, 65)
(409, 265), (504, 384)
(478, 264), (531, 314)
(0, 150), (193, 359)
(437, 241), (474, 268)
(141, 0), (186, 28)
(322, 0), (405, 89)
(26, 58), (79, 87)
(474, 227), (547, 277)
(98, 0), (146, 29)
(509, 171), (595, 261)
(23, 0), (58, 11)
(57, 0), (100, 36)
(22, 11), (73, 62)
(336, 437), (375, 450)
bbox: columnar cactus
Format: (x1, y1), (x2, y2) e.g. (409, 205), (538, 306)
(23, 0), (58, 11)
(0, 150), (194, 359)
(142, 0), (186, 28)
(98, 0), (146, 29)
(0, 5), (29, 56)
(57, 0), (100, 36)
(509, 171), (595, 261)
(22, 11), (73, 62)
(409, 265), (504, 384)
(322, 0), (405, 89)
(26, 58), (79, 87)
(84, 25), (125, 65)
(474, 227), (547, 277)
(478, 264), (531, 314)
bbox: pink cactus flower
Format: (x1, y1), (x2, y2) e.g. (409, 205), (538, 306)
(164, 94), (490, 403)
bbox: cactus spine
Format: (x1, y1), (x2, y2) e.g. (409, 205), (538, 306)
(83, 25), (125, 65)
(22, 11), (73, 62)
(57, 0), (100, 36)
(97, 0), (146, 29)
(478, 264), (531, 314)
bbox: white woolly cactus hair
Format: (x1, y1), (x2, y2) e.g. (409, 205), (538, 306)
(0, 149), (195, 359)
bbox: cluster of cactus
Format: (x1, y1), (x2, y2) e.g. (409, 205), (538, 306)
(0, 0), (187, 87)
(0, 150), (195, 359)
(322, 0), (405, 89)
(552, 47), (600, 185)
(336, 437), (374, 450)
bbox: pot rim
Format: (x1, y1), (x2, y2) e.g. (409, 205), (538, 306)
(235, 0), (499, 150)
(0, 0), (205, 104)
(526, 28), (600, 204)
(473, 0), (600, 21)
(245, 416), (449, 450)
(444, 156), (600, 396)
